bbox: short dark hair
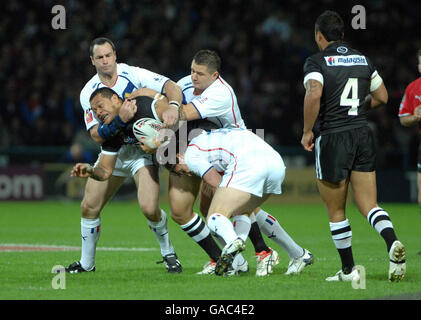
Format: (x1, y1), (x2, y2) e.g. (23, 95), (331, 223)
(89, 87), (120, 102)
(193, 49), (221, 72)
(89, 37), (116, 56)
(315, 10), (344, 42)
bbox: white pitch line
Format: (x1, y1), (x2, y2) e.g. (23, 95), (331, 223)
(0, 243), (158, 252)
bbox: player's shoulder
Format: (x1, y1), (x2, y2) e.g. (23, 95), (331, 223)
(117, 62), (141, 77)
(207, 76), (233, 95)
(405, 77), (421, 92)
(80, 74), (100, 100)
(177, 75), (193, 90)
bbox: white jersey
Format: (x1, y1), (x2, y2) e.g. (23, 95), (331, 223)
(184, 128), (285, 197)
(80, 63), (169, 131)
(177, 75), (246, 129)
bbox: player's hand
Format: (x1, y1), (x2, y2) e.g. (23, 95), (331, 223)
(414, 105), (421, 120)
(70, 163), (92, 178)
(301, 131), (315, 152)
(119, 99), (137, 122)
(162, 105), (179, 128)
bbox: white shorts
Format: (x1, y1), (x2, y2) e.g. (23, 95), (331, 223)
(95, 144), (154, 178)
(219, 152), (286, 197)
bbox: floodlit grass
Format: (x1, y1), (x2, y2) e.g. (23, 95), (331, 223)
(0, 201), (420, 300)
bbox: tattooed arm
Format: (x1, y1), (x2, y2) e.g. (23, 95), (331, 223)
(178, 103), (201, 121)
(301, 79), (323, 152)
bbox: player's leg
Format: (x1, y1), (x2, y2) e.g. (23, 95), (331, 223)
(168, 173), (222, 273)
(66, 175), (125, 273)
(254, 206), (314, 275)
(317, 178), (359, 281)
(351, 126), (405, 281)
(199, 180), (249, 275)
(350, 170), (405, 281)
(133, 164), (182, 274)
(315, 131), (360, 282)
(207, 187), (270, 275)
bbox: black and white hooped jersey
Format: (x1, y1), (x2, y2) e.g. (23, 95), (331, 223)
(303, 41), (383, 134)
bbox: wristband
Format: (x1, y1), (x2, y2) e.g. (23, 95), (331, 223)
(169, 100), (180, 108)
(85, 164), (93, 174)
(97, 115), (127, 140)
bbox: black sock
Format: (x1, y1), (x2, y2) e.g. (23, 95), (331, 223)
(338, 247), (355, 274)
(197, 235), (221, 261)
(380, 228), (398, 252)
(367, 208), (397, 252)
(181, 214), (221, 261)
(248, 222), (270, 253)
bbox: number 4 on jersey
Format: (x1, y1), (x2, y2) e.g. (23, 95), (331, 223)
(340, 78), (359, 116)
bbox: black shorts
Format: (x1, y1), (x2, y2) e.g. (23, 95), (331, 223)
(417, 143), (421, 173)
(314, 126), (376, 183)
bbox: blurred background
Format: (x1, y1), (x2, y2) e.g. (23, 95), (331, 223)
(0, 0), (420, 202)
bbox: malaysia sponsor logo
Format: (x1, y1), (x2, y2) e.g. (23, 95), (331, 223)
(324, 55), (368, 66)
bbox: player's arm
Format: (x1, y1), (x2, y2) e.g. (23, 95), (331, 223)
(161, 80), (183, 128)
(179, 103), (201, 121)
(301, 79), (323, 151)
(364, 71), (388, 109)
(70, 154), (117, 181)
(400, 105), (421, 127)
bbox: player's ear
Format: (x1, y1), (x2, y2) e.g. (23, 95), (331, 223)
(111, 94), (120, 105)
(90, 56), (95, 66)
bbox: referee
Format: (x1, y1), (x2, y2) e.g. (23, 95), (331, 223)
(301, 10), (406, 282)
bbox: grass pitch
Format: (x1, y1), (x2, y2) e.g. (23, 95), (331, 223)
(0, 201), (420, 300)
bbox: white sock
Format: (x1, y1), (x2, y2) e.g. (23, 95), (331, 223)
(80, 217), (101, 271)
(207, 213), (237, 245)
(209, 218), (247, 269)
(233, 215), (251, 242)
(148, 209), (174, 256)
(255, 209), (303, 259)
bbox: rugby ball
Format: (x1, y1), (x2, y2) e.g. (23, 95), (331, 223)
(133, 118), (163, 148)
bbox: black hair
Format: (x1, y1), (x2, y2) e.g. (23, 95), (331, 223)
(89, 37), (116, 56)
(89, 87), (120, 102)
(193, 49), (221, 72)
(315, 10), (344, 42)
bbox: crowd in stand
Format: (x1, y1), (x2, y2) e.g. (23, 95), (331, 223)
(1, 0), (420, 169)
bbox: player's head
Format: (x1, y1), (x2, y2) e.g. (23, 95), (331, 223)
(89, 37), (117, 77)
(417, 49), (421, 74)
(191, 49), (221, 91)
(314, 10), (344, 51)
(89, 87), (122, 124)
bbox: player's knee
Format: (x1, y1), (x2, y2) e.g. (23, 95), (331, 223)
(170, 208), (193, 225)
(139, 201), (160, 220)
(80, 199), (100, 219)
